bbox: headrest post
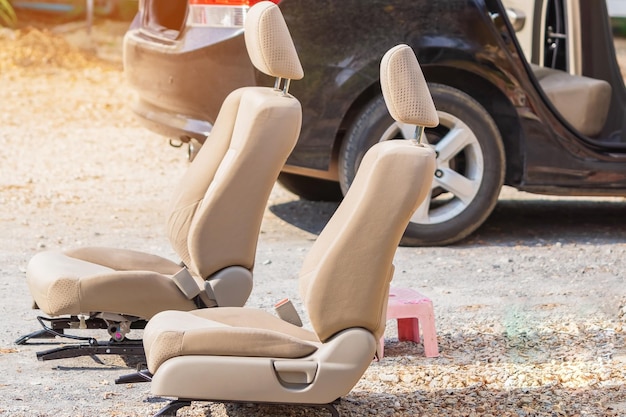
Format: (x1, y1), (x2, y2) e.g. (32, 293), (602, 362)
(282, 78), (292, 96)
(274, 77), (283, 91)
(414, 125), (425, 145)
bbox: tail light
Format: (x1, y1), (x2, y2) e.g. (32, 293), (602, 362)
(188, 0), (281, 28)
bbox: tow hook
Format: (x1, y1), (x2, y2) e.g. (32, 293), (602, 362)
(169, 136), (201, 162)
(169, 138), (185, 148)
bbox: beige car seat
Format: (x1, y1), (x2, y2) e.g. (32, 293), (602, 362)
(531, 64), (612, 137)
(132, 43), (437, 417)
(17, 0), (304, 361)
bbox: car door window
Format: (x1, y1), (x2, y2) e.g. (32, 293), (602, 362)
(545, 0), (568, 69)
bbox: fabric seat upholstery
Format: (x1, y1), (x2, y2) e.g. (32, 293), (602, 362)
(27, 248), (195, 318)
(144, 308), (321, 372)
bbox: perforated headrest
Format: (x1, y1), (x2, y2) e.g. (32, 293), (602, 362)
(380, 44), (438, 127)
(244, 1), (304, 81)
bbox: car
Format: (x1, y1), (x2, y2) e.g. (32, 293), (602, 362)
(123, 0), (626, 246)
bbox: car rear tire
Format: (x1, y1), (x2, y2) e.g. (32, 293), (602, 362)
(339, 83), (505, 246)
(277, 172), (343, 201)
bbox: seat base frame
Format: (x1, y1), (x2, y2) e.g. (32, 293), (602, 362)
(154, 398), (340, 417)
(35, 338), (145, 361)
(15, 315), (147, 361)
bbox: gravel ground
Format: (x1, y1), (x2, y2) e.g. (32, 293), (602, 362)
(1, 21), (626, 417)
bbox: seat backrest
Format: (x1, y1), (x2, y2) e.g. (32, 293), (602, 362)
(299, 45), (437, 343)
(166, 2), (303, 279)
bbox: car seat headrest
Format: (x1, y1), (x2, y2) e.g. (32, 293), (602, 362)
(244, 1), (304, 82)
(380, 44), (438, 127)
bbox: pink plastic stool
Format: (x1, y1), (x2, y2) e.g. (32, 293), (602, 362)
(379, 287), (439, 358)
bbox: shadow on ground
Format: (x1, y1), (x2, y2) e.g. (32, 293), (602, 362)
(269, 199), (339, 235)
(270, 197), (626, 246)
(467, 198), (626, 246)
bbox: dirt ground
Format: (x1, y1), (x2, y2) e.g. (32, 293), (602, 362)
(1, 19), (626, 417)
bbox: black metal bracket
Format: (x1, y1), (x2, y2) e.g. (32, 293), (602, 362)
(16, 316), (103, 345)
(36, 339), (145, 361)
(14, 327), (65, 345)
(115, 369), (153, 384)
(154, 400), (192, 417)
(16, 315), (147, 345)
(318, 401), (340, 417)
(152, 398), (340, 417)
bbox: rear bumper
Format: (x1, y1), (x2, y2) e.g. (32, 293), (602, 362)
(123, 27), (256, 141)
(130, 97), (213, 141)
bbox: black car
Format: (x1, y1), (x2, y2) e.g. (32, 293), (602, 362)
(123, 0), (626, 246)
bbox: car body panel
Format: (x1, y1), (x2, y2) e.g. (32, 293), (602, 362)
(123, 11), (255, 141)
(282, 0), (626, 194)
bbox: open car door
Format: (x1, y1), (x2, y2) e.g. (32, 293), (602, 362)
(502, 0), (583, 74)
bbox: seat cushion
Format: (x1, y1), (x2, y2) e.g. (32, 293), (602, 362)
(26, 249), (196, 318)
(144, 308), (320, 373)
(531, 64), (612, 137)
(63, 247), (182, 274)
